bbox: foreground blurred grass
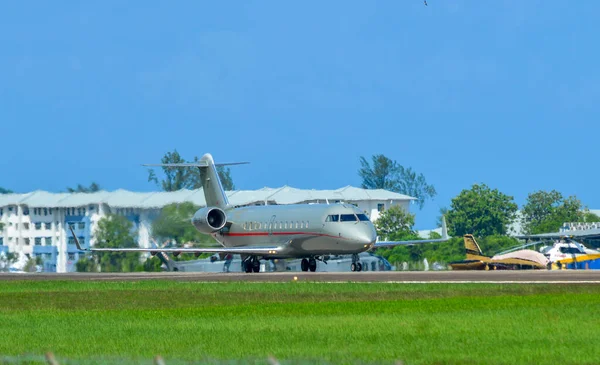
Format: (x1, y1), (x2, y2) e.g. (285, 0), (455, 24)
(0, 281), (599, 364)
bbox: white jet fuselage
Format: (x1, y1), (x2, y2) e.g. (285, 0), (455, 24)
(193, 203), (377, 258)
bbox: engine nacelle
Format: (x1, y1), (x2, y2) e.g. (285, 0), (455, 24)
(191, 207), (227, 234)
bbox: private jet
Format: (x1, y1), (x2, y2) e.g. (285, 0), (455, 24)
(72, 153), (448, 272)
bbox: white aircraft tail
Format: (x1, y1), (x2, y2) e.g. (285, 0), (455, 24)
(144, 153), (248, 209)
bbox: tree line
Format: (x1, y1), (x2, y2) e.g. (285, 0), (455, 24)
(4, 150), (598, 271)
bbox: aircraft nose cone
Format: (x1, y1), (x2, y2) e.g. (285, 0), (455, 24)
(356, 228), (377, 246)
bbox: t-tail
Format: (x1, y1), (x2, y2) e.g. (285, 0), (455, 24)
(463, 234), (489, 261)
(144, 153), (248, 209)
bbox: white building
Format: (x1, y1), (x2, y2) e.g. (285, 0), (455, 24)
(0, 186), (414, 273)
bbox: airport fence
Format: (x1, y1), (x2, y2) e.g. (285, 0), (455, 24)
(0, 353), (406, 365)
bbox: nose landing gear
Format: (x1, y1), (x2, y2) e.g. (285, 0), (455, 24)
(351, 254), (363, 272)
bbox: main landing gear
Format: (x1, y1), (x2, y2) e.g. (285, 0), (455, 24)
(351, 254), (363, 272)
(243, 256), (261, 273)
(300, 257), (317, 272)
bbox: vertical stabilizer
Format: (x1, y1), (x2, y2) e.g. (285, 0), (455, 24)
(198, 153), (229, 209)
(464, 234), (489, 260)
(143, 153), (248, 209)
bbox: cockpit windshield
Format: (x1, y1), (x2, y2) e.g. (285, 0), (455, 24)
(326, 213), (370, 222)
(325, 214), (340, 222)
(340, 214), (358, 222)
(356, 214), (370, 221)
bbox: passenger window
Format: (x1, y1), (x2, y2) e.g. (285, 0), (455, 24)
(296, 221), (299, 229)
(340, 214), (358, 222)
(284, 221), (288, 229)
(243, 222), (247, 230)
(306, 221), (309, 229)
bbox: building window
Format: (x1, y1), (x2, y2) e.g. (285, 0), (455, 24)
(8, 206), (13, 212)
(68, 223), (75, 230)
(43, 208), (48, 216)
(78, 237), (85, 245)
(44, 253), (52, 260)
(44, 222), (51, 230)
(68, 253), (75, 261)
(23, 208), (29, 215)
(0, 237), (3, 245)
(68, 237), (75, 245)
(23, 223), (30, 230)
(35, 222), (42, 230)
(377, 203), (385, 212)
(45, 237), (52, 245)
(0, 208), (3, 215)
(35, 237), (42, 245)
(78, 222), (85, 230)
(24, 238), (30, 245)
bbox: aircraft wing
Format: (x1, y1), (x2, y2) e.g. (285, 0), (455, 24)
(374, 216), (450, 247)
(516, 228), (600, 240)
(69, 227), (281, 256)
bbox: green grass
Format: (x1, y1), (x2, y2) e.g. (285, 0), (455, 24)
(1, 281), (600, 365)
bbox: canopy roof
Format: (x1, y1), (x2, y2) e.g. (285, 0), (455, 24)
(0, 186), (415, 209)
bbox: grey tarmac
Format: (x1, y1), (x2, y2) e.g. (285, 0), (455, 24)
(1, 271), (600, 283)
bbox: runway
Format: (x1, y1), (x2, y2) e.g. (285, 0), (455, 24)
(2, 270), (600, 283)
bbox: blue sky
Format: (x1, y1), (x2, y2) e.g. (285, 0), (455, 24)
(1, 1), (598, 229)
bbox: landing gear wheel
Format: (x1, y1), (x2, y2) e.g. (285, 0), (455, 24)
(252, 258), (261, 273)
(356, 262), (363, 272)
(351, 262), (357, 272)
(244, 260), (253, 273)
(308, 258), (317, 272)
(301, 258), (309, 272)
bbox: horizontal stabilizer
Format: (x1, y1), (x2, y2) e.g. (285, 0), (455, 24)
(143, 162), (249, 168)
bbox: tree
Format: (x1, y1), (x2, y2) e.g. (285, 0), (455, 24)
(0, 187), (13, 194)
(151, 202), (214, 245)
(148, 150), (235, 191)
(67, 182), (101, 193)
(76, 214), (140, 272)
(151, 202), (217, 261)
(521, 190), (594, 234)
(359, 154), (436, 209)
(374, 205), (418, 241)
(446, 183), (518, 237)
(0, 252), (18, 272)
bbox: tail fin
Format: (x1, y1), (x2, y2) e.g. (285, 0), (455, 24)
(441, 216), (449, 240)
(463, 234), (489, 260)
(143, 153), (248, 209)
(198, 153), (229, 209)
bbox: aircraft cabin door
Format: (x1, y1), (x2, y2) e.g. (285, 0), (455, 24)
(268, 215), (276, 242)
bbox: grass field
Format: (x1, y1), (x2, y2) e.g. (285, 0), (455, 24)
(1, 280), (600, 365)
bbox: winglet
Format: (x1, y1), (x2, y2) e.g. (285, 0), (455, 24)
(441, 215), (448, 240)
(68, 225), (85, 251)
